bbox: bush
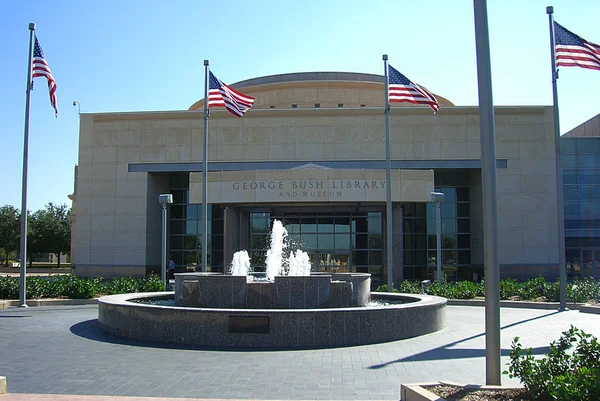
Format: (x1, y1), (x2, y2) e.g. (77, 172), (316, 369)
(0, 274), (164, 299)
(505, 326), (600, 401)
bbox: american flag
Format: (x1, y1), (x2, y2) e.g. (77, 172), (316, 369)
(32, 36), (58, 117)
(208, 72), (254, 117)
(554, 21), (600, 71)
(388, 65), (439, 113)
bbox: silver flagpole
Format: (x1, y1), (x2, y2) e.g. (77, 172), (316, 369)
(383, 54), (394, 292)
(202, 60), (209, 273)
(19, 23), (36, 308)
(473, 0), (501, 385)
(546, 6), (567, 311)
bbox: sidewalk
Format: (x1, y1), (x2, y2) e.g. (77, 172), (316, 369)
(0, 267), (71, 277)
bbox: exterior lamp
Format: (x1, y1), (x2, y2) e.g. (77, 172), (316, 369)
(158, 194), (173, 287)
(431, 191), (445, 283)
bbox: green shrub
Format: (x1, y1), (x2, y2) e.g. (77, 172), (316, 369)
(500, 278), (520, 299)
(504, 326), (600, 401)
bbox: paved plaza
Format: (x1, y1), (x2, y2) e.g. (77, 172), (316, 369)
(0, 304), (599, 400)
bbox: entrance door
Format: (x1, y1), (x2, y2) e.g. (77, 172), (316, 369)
(311, 250), (351, 273)
(581, 249), (600, 279)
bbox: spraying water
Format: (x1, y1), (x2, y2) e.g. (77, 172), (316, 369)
(229, 250), (251, 276)
(229, 219), (312, 281)
(265, 220), (288, 280)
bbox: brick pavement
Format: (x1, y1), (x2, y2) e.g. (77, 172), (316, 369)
(0, 304), (599, 400)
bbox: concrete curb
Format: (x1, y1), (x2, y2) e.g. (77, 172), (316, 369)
(401, 381), (525, 401)
(0, 375), (6, 395)
(447, 299), (584, 310)
(0, 298), (98, 309)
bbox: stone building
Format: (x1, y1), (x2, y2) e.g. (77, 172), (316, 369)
(70, 71), (567, 282)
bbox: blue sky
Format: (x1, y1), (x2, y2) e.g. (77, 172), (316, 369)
(1, 0), (599, 212)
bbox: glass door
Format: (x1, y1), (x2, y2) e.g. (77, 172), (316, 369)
(312, 250), (351, 272)
(581, 249), (600, 279)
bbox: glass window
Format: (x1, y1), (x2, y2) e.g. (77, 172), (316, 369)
(427, 234), (437, 249)
(560, 139), (576, 154)
(579, 201), (600, 216)
(251, 235), (268, 250)
(186, 220), (198, 235)
(442, 219), (457, 234)
(576, 138), (600, 154)
(456, 187), (470, 202)
(211, 220), (223, 235)
(318, 217), (334, 233)
(186, 205), (198, 219)
(170, 220), (184, 235)
(171, 205), (185, 219)
(403, 219), (414, 233)
(354, 234), (368, 249)
(578, 170), (600, 185)
(334, 233), (350, 249)
(353, 250), (368, 265)
(564, 185), (578, 200)
(580, 185), (600, 200)
(403, 203), (415, 217)
(441, 188), (456, 202)
(353, 217), (368, 233)
(457, 203), (470, 218)
(414, 218), (427, 234)
(301, 233), (317, 250)
(368, 214), (382, 233)
(212, 235), (223, 250)
(184, 236), (197, 249)
(334, 217), (350, 232)
(457, 234), (471, 249)
(368, 234), (383, 248)
(457, 219), (470, 233)
(443, 250), (458, 265)
(369, 251), (382, 265)
(441, 203), (456, 219)
(578, 155), (600, 169)
(170, 173), (189, 189)
(563, 170), (577, 184)
(404, 234), (415, 249)
(170, 236), (183, 250)
(564, 201), (579, 216)
(301, 218), (317, 233)
(252, 215), (269, 233)
(318, 234), (334, 249)
(404, 250), (415, 265)
(442, 234), (457, 249)
(414, 234), (427, 249)
(561, 155), (577, 169)
(172, 190), (187, 204)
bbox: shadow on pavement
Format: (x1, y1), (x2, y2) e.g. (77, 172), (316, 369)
(369, 310), (560, 369)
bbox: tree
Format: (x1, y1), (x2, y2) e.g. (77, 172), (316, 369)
(27, 203), (71, 268)
(0, 205), (20, 267)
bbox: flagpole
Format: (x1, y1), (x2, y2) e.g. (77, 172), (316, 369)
(19, 23), (36, 308)
(546, 6), (567, 311)
(202, 60), (209, 273)
(382, 54), (394, 292)
(473, 0), (501, 385)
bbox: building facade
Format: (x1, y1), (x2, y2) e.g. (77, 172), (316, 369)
(70, 72), (564, 283)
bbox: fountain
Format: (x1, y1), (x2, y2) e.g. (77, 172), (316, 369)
(97, 219), (447, 349)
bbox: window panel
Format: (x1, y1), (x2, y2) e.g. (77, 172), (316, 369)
(353, 250), (368, 265)
(564, 201), (579, 216)
(171, 205), (185, 219)
(186, 220), (198, 235)
(170, 236), (183, 250)
(457, 251), (471, 265)
(334, 217), (350, 232)
(403, 219), (414, 233)
(580, 201), (600, 216)
(170, 220), (184, 235)
(318, 234), (334, 249)
(301, 218), (317, 233)
(562, 155), (577, 169)
(456, 187), (470, 201)
(368, 234), (383, 249)
(355, 234), (368, 249)
(562, 170), (577, 184)
(580, 185), (600, 200)
(333, 233), (350, 250)
(564, 185), (578, 200)
(457, 203), (470, 218)
(442, 219), (457, 235)
(212, 235), (224, 250)
(578, 154), (600, 169)
(576, 138), (600, 154)
(457, 219), (470, 233)
(318, 217), (334, 233)
(560, 139), (576, 154)
(301, 233), (317, 250)
(414, 234), (427, 249)
(251, 234), (268, 250)
(457, 234), (471, 249)
(414, 218), (427, 234)
(578, 170), (600, 185)
(369, 251), (382, 265)
(368, 215), (382, 233)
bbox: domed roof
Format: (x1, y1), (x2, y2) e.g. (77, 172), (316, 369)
(188, 71), (453, 111)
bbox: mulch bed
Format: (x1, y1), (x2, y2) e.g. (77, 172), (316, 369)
(426, 384), (532, 401)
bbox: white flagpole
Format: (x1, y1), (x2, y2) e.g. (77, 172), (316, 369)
(383, 54), (395, 291)
(202, 60), (209, 272)
(19, 23), (36, 308)
(546, 6), (567, 311)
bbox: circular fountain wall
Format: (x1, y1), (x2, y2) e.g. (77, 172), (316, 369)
(97, 289), (446, 349)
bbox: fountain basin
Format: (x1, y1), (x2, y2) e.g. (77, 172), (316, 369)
(98, 292), (447, 349)
(174, 272), (371, 309)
